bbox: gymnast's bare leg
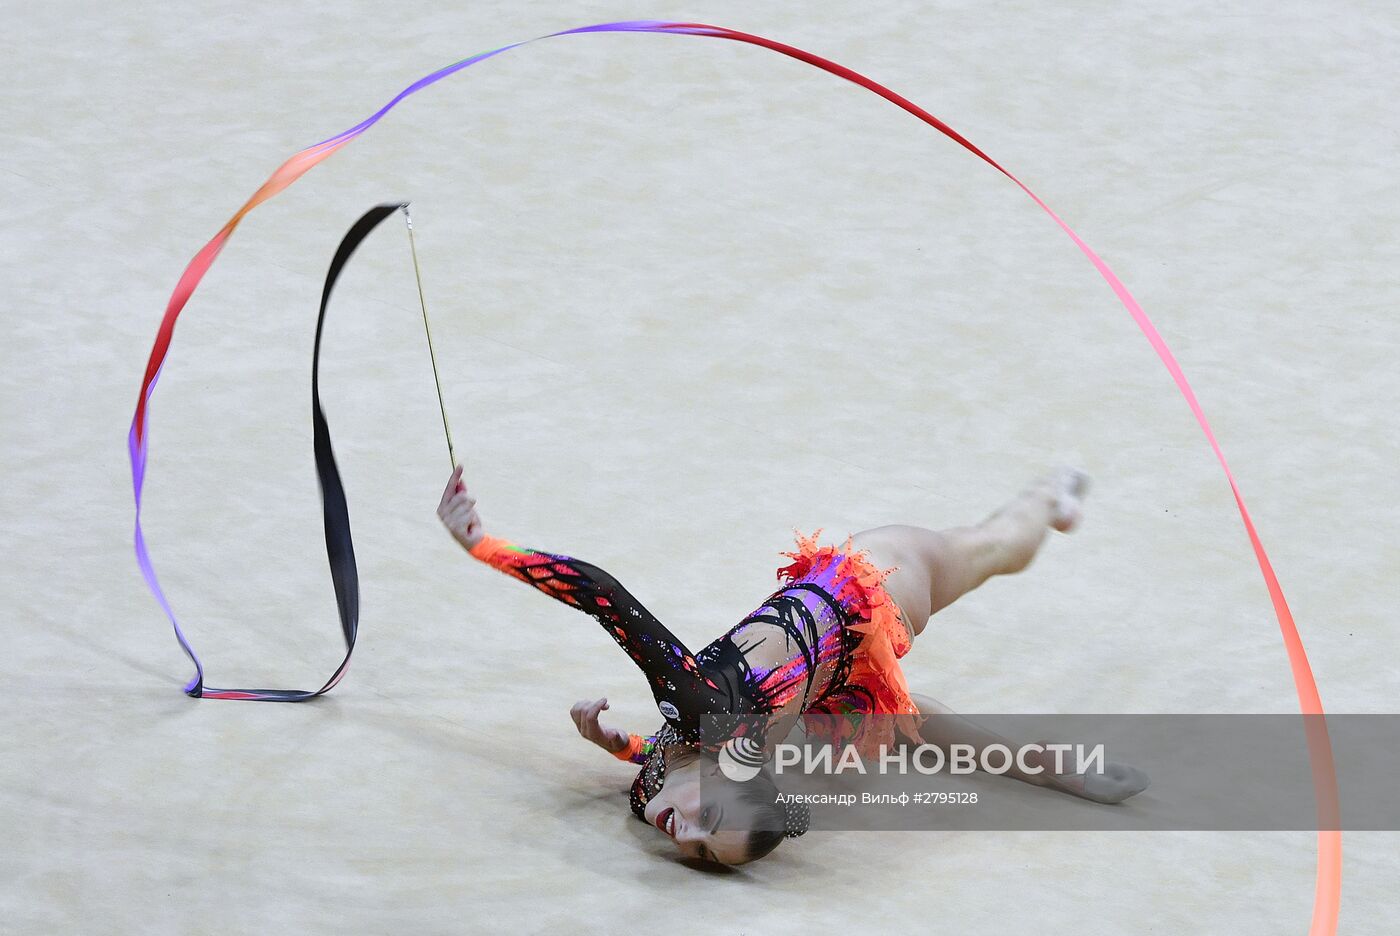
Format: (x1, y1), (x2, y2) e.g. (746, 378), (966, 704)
(850, 467), (1148, 804)
(849, 466), (1088, 636)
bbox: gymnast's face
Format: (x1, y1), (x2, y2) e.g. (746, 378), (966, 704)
(642, 760), (756, 866)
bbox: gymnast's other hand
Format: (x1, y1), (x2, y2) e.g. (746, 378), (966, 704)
(570, 697), (630, 755)
(438, 464), (485, 550)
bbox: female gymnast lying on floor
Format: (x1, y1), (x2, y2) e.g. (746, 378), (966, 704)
(437, 465), (1148, 867)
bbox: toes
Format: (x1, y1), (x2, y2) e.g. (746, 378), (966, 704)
(1083, 763), (1150, 803)
(1051, 500), (1081, 533)
(1050, 467), (1090, 532)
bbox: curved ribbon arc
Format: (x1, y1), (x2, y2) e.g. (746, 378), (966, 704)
(128, 21), (1339, 928)
(690, 23), (1345, 929)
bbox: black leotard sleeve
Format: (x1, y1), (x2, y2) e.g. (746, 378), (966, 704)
(467, 535), (753, 741)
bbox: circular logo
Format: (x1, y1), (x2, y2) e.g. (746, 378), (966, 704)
(658, 701), (679, 720)
(718, 736), (765, 782)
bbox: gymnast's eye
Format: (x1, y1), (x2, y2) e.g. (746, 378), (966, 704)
(701, 806), (713, 826)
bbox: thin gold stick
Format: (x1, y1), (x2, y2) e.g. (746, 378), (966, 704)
(401, 204), (458, 470)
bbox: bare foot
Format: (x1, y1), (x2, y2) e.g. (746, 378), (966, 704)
(1051, 761), (1150, 805)
(1025, 741), (1149, 804)
(1049, 467), (1090, 533)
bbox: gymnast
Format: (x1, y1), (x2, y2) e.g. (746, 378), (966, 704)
(437, 464), (1148, 866)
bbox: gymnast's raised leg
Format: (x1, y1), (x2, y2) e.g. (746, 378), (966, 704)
(849, 466), (1089, 636)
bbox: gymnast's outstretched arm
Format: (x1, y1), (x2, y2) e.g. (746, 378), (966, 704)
(437, 467), (731, 739)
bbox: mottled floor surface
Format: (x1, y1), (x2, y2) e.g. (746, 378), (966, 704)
(3, 2), (1397, 933)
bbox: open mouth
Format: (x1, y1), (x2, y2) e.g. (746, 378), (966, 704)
(654, 806), (676, 838)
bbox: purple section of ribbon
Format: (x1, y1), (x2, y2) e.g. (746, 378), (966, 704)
(305, 21), (722, 153)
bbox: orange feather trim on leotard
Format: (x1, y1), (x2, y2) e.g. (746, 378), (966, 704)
(777, 529), (925, 758)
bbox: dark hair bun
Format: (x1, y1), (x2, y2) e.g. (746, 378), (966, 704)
(781, 799), (810, 838)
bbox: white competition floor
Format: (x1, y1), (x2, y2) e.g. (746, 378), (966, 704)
(3, 2), (1396, 933)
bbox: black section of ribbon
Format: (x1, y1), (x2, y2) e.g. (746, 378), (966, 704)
(197, 202), (404, 700)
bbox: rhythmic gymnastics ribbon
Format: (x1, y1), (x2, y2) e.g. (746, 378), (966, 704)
(128, 22), (1339, 930)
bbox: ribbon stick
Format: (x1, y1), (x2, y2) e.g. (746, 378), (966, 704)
(402, 204), (458, 470)
(130, 22), (1338, 930)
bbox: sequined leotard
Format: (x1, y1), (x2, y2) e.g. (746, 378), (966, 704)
(467, 531), (918, 822)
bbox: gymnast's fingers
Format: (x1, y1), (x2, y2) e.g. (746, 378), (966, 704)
(571, 699), (604, 741)
(581, 698), (610, 740)
(446, 504), (477, 530)
(444, 491), (477, 514)
(438, 470), (461, 511)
